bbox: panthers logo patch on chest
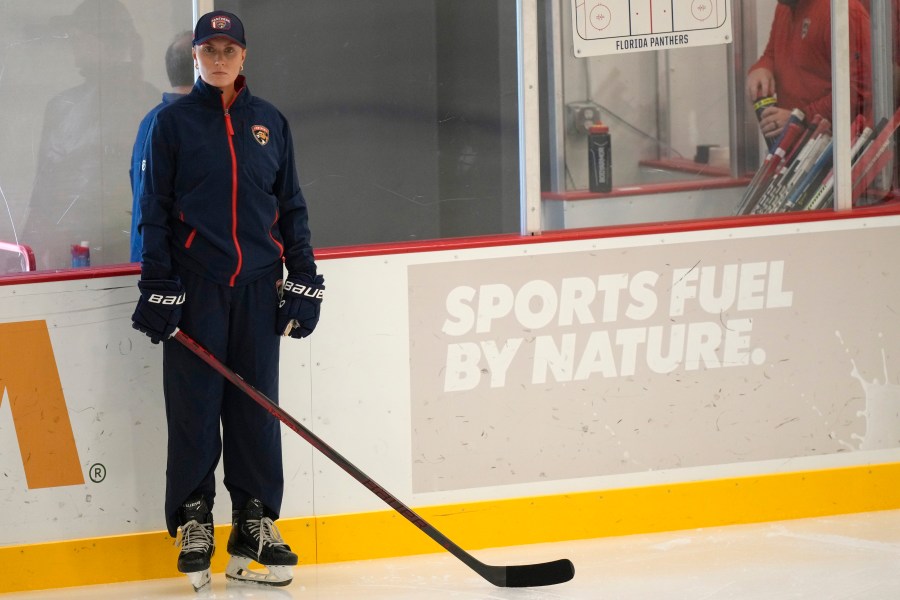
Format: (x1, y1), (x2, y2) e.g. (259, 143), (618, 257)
(251, 125), (270, 146)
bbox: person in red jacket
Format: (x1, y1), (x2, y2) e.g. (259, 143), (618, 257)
(746, 0), (872, 143)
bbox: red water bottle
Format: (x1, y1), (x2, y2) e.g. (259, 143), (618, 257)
(71, 241), (90, 268)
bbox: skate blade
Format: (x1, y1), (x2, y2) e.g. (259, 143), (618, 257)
(185, 568), (212, 592)
(225, 556), (293, 587)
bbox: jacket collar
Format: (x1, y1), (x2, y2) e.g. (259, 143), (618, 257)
(192, 75), (250, 108)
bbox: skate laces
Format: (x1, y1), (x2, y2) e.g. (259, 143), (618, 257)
(177, 519), (215, 554)
(248, 516), (288, 556)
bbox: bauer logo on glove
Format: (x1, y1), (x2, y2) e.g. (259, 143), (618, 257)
(277, 273), (324, 338)
(282, 279), (325, 300)
(148, 291), (186, 305)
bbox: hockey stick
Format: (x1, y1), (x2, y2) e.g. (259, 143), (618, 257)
(172, 329), (575, 588)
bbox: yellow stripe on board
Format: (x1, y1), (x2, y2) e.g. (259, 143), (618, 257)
(3, 463), (900, 593)
(1, 519), (317, 594)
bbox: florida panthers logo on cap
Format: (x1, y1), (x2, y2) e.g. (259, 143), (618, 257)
(211, 15), (233, 31)
(252, 125), (270, 146)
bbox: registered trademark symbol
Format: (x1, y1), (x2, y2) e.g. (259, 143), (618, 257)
(89, 463), (107, 483)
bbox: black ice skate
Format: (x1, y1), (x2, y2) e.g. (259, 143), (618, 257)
(176, 496), (216, 592)
(226, 498), (298, 586)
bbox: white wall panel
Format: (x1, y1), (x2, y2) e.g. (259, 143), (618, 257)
(2, 215), (899, 548)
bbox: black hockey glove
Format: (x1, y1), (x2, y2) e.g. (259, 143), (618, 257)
(132, 278), (185, 344)
(276, 273), (324, 338)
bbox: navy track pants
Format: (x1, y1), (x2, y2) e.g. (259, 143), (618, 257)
(162, 265), (285, 537)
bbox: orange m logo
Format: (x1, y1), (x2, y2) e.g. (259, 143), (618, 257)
(0, 320), (84, 488)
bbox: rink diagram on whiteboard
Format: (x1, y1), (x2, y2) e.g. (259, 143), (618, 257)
(573, 0), (732, 56)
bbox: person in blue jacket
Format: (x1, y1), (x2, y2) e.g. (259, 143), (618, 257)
(128, 30), (194, 263)
(131, 11), (324, 591)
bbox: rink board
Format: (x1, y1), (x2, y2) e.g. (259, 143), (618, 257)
(1, 215), (899, 592)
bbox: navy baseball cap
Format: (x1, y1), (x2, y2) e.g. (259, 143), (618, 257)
(193, 11), (246, 48)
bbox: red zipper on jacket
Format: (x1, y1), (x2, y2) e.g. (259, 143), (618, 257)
(223, 91), (243, 286)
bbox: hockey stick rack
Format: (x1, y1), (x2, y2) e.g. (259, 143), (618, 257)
(173, 330), (575, 588)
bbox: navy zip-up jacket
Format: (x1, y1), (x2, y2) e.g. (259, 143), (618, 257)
(139, 76), (315, 286)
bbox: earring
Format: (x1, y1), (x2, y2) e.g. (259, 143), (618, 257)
(240, 64), (244, 72)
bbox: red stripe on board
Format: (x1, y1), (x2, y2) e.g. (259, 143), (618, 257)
(2, 199), (898, 285)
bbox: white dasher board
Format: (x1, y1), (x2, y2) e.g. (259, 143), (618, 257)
(572, 0), (733, 57)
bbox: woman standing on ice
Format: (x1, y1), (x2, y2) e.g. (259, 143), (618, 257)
(131, 10), (324, 590)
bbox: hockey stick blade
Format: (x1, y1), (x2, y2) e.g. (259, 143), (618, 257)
(172, 330), (575, 588)
(487, 559), (575, 588)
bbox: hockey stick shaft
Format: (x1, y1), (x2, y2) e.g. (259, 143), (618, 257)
(849, 108), (900, 187)
(851, 144), (894, 203)
(806, 124), (873, 211)
(172, 330), (574, 588)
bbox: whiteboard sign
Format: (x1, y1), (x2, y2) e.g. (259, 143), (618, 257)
(572, 0), (733, 57)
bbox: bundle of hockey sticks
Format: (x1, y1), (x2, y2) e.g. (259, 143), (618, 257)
(736, 104), (900, 215)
